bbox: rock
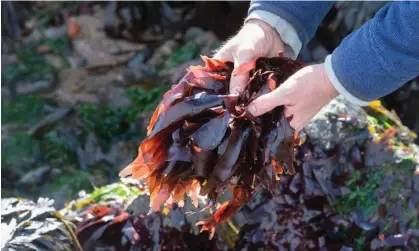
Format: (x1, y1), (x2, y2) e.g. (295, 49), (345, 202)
(27, 108), (73, 137)
(126, 194), (151, 215)
(45, 54), (67, 69)
(103, 2), (185, 42)
(104, 140), (137, 170)
(18, 166), (52, 185)
(186, 31), (219, 56)
(2, 37), (16, 54)
(163, 208), (186, 231)
(103, 2), (146, 42)
(184, 26), (205, 41)
(127, 48), (153, 69)
(413, 171), (419, 193)
(1, 1), (23, 40)
(49, 68), (130, 106)
(116, 70), (143, 87)
(104, 86), (132, 107)
(1, 54), (19, 68)
(76, 133), (134, 179)
(116, 65), (156, 88)
(89, 161), (114, 187)
(370, 238), (383, 250)
(67, 56), (88, 68)
(1, 128), (42, 179)
(303, 96), (367, 151)
(1, 198), (81, 251)
(76, 133), (104, 170)
(43, 26), (68, 40)
(71, 11), (146, 68)
(15, 77), (56, 95)
(2, 87), (12, 99)
(24, 26), (67, 45)
(147, 40), (178, 67)
(107, 44), (122, 55)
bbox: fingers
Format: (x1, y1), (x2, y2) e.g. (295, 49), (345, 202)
(229, 48), (256, 94)
(284, 107), (301, 132)
(213, 45), (250, 95)
(213, 48), (233, 61)
(247, 82), (292, 116)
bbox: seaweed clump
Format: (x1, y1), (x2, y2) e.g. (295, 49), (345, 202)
(119, 54), (305, 237)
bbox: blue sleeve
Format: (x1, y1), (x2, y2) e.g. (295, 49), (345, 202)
(331, 2), (419, 102)
(248, 1), (335, 48)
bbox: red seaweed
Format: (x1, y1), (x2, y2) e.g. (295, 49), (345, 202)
(120, 54), (305, 237)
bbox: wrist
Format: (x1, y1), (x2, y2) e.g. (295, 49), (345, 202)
(320, 63), (339, 101)
(324, 55), (370, 106)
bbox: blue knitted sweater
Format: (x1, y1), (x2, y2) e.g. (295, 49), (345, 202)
(248, 1), (419, 105)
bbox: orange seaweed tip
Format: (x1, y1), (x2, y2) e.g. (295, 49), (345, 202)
(193, 145), (202, 153)
(119, 166), (133, 178)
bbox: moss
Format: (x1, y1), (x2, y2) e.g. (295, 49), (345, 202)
(2, 95), (45, 124)
(164, 43), (200, 69)
(48, 170), (92, 196)
(42, 130), (78, 166)
(78, 103), (136, 151)
(125, 85), (169, 111)
(1, 132), (40, 170)
(61, 182), (144, 212)
(88, 182), (143, 204)
(77, 85), (169, 151)
(334, 158), (416, 218)
(2, 36), (70, 82)
(334, 170), (382, 216)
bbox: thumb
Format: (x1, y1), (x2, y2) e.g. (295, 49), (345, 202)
(230, 46), (259, 95)
(247, 83), (291, 116)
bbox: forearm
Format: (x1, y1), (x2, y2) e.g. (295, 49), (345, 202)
(326, 2), (419, 105)
(247, 1), (335, 59)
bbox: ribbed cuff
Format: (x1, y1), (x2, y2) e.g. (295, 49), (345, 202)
(245, 10), (302, 60)
(325, 55), (370, 106)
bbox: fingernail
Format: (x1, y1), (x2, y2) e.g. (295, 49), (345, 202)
(248, 103), (257, 115)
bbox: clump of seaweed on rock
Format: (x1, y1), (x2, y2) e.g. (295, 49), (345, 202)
(119, 54), (304, 238)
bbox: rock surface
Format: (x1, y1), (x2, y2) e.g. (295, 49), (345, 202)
(1, 198), (81, 251)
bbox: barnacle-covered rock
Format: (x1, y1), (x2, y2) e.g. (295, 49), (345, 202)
(1, 198), (81, 251)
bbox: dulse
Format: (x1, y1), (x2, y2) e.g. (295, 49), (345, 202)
(119, 54), (304, 238)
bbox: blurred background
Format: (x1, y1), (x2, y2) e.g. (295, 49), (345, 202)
(1, 2), (419, 250)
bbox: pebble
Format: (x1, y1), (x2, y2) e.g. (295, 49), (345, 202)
(107, 44), (122, 55)
(27, 108), (73, 137)
(67, 56), (88, 68)
(127, 48), (153, 69)
(184, 26), (205, 41)
(16, 78), (55, 95)
(1, 54), (19, 67)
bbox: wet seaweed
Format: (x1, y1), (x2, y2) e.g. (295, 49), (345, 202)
(119, 54), (305, 237)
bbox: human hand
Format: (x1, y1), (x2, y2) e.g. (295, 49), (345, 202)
(213, 19), (285, 94)
(247, 64), (339, 132)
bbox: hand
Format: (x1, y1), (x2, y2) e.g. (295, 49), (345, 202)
(213, 19), (285, 95)
(247, 64), (339, 132)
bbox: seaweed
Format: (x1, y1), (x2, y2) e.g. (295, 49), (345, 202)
(119, 54), (305, 237)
